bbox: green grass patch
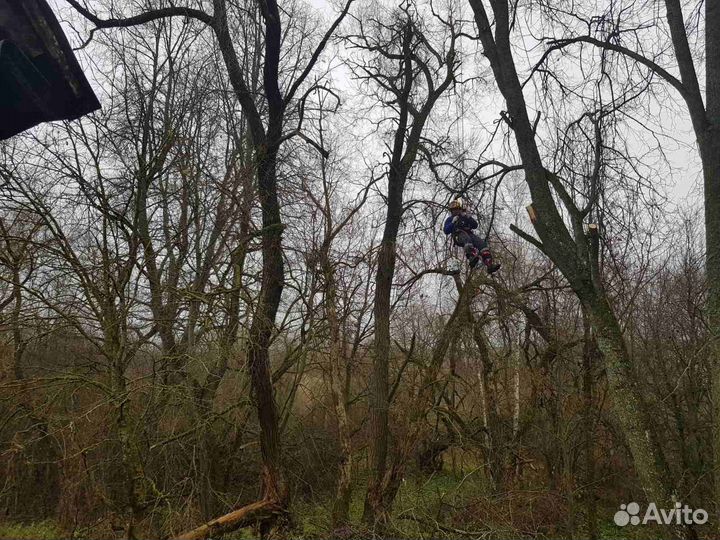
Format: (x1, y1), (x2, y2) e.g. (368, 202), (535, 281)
(0, 520), (64, 540)
(286, 468), (489, 538)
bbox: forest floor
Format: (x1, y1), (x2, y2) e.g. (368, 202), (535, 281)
(284, 470), (666, 540)
(0, 469), (682, 539)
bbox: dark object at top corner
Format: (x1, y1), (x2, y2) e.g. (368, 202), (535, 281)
(0, 0), (100, 140)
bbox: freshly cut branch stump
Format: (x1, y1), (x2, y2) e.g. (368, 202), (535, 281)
(526, 204), (538, 224)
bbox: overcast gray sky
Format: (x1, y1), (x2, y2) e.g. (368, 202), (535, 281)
(48, 0), (703, 208)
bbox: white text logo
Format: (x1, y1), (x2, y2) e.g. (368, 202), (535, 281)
(614, 502), (708, 527)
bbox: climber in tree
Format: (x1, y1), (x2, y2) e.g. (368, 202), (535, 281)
(443, 198), (501, 274)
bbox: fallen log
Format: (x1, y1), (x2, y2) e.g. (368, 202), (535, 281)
(175, 499), (284, 540)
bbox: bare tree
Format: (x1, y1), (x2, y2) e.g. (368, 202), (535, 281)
(64, 0), (353, 534)
(539, 0), (720, 512)
(342, 1), (459, 524)
(464, 0), (696, 537)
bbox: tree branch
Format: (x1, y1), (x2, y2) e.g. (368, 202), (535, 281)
(284, 0), (355, 106)
(546, 36), (696, 109)
(65, 0), (214, 28)
(510, 224), (547, 254)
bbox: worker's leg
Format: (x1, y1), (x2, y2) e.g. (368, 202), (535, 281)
(470, 233), (500, 273)
(455, 231), (478, 262)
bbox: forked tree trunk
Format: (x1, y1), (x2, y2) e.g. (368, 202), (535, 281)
(364, 20), (456, 524)
(365, 32), (413, 521)
(467, 1), (696, 537)
(367, 274), (479, 521)
(61, 0), (353, 535)
(662, 0), (720, 513)
(549, 0), (720, 516)
(471, 313), (506, 491)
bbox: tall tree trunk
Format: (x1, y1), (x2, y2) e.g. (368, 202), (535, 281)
(106, 334), (145, 540)
(364, 28), (414, 525)
(707, 140), (720, 521)
(247, 149), (287, 508)
(363, 19), (456, 521)
(11, 266), (25, 380)
(325, 263), (353, 528)
(467, 2), (696, 537)
(582, 318), (598, 540)
(368, 275), (478, 519)
(584, 293), (673, 502)
(704, 0), (720, 517)
(365, 204), (402, 525)
(660, 0), (720, 517)
(179, 150), (289, 540)
(470, 312), (506, 491)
